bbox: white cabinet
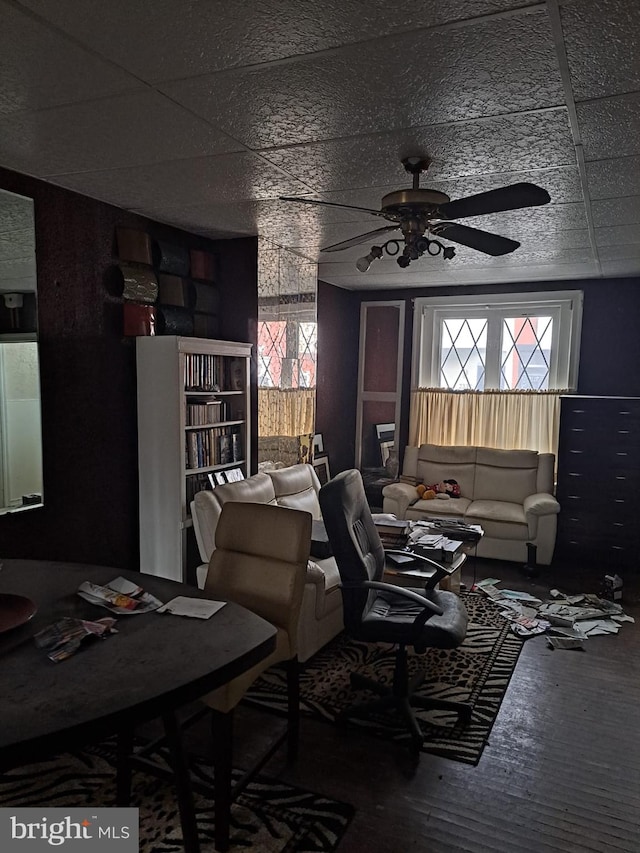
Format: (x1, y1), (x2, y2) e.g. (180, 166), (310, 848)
(136, 335), (252, 581)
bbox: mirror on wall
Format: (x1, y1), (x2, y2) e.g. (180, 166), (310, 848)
(0, 188), (42, 514)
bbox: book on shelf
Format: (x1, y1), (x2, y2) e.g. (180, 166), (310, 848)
(219, 434), (233, 464)
(231, 431), (242, 462)
(185, 399), (227, 426)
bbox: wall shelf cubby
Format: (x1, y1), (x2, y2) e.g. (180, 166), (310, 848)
(115, 227), (220, 340)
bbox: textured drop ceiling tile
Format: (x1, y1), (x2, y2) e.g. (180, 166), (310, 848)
(597, 244), (640, 261)
(560, 0), (640, 100)
(262, 110), (575, 192)
(578, 93), (640, 160)
(601, 258), (640, 277)
(591, 196), (640, 227)
(595, 225), (640, 247)
(0, 0), (141, 116)
(307, 166), (584, 219)
(319, 259), (601, 290)
(0, 91), (244, 177)
(162, 10), (562, 149)
(48, 151), (312, 210)
(438, 202), (588, 236)
(18, 0), (538, 82)
(586, 156), (640, 199)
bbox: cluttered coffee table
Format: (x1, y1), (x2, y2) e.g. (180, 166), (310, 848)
(374, 516), (483, 594)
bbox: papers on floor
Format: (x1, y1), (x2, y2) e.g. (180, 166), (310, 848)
(473, 578), (634, 647)
(77, 576), (163, 614)
(156, 597), (226, 619)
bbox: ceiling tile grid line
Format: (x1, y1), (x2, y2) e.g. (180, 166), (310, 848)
(547, 0), (601, 273)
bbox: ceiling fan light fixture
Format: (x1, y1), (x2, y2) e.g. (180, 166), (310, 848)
(355, 245), (383, 272)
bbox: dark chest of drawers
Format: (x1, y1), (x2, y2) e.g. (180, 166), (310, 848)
(555, 396), (640, 569)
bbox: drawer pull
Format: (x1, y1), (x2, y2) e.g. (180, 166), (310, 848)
(616, 452), (628, 456)
(570, 428), (585, 432)
(613, 522), (625, 527)
(568, 472), (582, 477)
(615, 476), (626, 480)
(611, 545), (625, 551)
(614, 498), (625, 503)
(569, 450), (584, 454)
(618, 430), (630, 434)
(619, 411), (631, 415)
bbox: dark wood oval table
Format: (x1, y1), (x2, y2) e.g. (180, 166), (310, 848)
(0, 559), (277, 852)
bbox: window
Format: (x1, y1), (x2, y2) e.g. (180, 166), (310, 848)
(258, 319), (317, 389)
(413, 291), (582, 391)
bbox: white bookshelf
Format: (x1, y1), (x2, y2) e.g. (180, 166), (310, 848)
(136, 335), (252, 581)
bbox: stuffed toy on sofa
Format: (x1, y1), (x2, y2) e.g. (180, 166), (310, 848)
(415, 479), (461, 500)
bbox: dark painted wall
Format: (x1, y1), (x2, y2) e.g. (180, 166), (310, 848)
(315, 280), (360, 475)
(0, 166), (257, 569)
(316, 276), (640, 471)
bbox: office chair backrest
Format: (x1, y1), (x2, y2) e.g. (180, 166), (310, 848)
(319, 469), (385, 632)
(205, 501), (311, 656)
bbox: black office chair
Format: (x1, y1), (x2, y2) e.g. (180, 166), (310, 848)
(319, 469), (472, 752)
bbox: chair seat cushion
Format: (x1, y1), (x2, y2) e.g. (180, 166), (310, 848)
(406, 497), (471, 520)
(465, 500), (528, 540)
(358, 588), (467, 649)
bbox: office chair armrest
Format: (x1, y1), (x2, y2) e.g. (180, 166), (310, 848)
(385, 549), (445, 573)
(356, 580), (444, 616)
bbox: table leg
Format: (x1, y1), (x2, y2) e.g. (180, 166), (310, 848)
(116, 728), (134, 805)
(162, 711), (201, 853)
(211, 708), (233, 853)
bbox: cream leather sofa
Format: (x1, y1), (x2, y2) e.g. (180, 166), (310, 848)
(191, 463), (343, 662)
(382, 444), (560, 565)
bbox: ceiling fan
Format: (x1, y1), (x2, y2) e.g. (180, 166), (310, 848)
(280, 156), (551, 271)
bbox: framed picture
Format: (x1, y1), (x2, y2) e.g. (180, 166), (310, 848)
(224, 467), (245, 483)
(312, 455), (331, 486)
(297, 433), (313, 464)
(208, 471), (228, 488)
(375, 422), (395, 442)
(379, 440), (394, 465)
(313, 433), (324, 456)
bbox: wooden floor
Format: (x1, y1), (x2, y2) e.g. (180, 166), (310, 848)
(191, 558), (640, 852)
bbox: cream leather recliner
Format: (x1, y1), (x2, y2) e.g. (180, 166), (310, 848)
(191, 464), (344, 661)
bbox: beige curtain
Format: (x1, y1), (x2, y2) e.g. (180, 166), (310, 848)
(409, 389), (564, 456)
(258, 388), (315, 438)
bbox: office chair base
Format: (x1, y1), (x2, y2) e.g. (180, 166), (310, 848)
(339, 670), (473, 751)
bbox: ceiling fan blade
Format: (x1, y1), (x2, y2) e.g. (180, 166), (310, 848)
(438, 182), (551, 220)
(321, 225), (400, 253)
(431, 222), (520, 256)
(279, 196), (391, 218)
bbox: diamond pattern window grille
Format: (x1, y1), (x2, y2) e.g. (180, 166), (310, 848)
(258, 320), (287, 388)
(500, 316), (552, 390)
(440, 318), (487, 390)
(258, 319), (317, 389)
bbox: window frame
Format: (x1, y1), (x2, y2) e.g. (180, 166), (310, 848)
(412, 290), (583, 391)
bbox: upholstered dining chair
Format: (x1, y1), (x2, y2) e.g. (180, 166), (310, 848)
(117, 501), (310, 853)
(201, 500), (311, 850)
(318, 469), (472, 754)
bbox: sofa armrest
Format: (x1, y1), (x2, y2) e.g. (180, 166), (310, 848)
(524, 492), (560, 518)
(382, 481), (416, 519)
(306, 559), (326, 587)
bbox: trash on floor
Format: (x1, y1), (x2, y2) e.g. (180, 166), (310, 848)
(471, 579), (634, 647)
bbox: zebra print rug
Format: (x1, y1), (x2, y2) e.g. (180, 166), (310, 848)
(246, 592), (523, 765)
(0, 743), (353, 852)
